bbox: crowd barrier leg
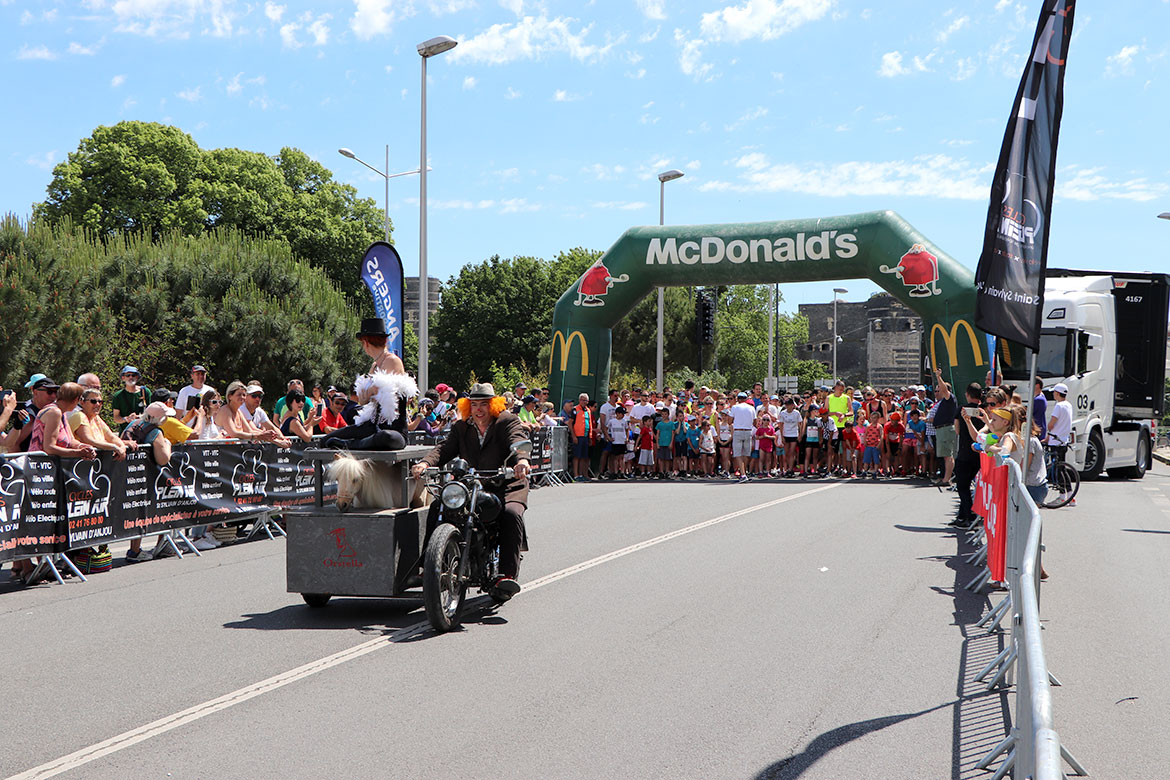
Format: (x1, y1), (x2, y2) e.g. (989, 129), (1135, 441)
(965, 567), (991, 591)
(245, 511), (286, 541)
(1061, 743), (1089, 776)
(156, 531), (187, 559)
(976, 644), (1014, 683)
(976, 732), (1016, 773)
(173, 528), (203, 557)
(977, 593), (1012, 631)
(27, 553), (87, 585)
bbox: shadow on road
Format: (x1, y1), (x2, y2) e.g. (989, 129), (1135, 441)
(224, 599), (425, 634)
(1121, 528), (1170, 535)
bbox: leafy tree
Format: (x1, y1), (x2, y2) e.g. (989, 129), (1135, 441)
(34, 122), (384, 297)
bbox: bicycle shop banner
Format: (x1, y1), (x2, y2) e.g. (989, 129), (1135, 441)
(974, 452), (1009, 581)
(0, 442), (337, 563)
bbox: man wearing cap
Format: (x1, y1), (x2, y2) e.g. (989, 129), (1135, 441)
(177, 365), (215, 414)
(517, 394), (540, 430)
(7, 375), (60, 453)
(412, 383), (532, 599)
(242, 384), (291, 446)
(568, 392), (592, 481)
(1047, 383), (1073, 465)
(729, 391), (757, 480)
(111, 366), (153, 433)
(434, 383), (454, 418)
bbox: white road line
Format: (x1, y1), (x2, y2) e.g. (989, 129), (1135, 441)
(6, 482), (841, 780)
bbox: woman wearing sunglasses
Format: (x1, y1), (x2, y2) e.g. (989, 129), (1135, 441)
(73, 387), (135, 460)
(190, 389), (225, 440)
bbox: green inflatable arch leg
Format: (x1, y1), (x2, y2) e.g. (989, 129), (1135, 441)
(548, 210), (988, 404)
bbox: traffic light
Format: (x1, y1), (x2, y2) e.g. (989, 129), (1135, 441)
(695, 291), (715, 344)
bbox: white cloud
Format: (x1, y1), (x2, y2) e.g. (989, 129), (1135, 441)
(685, 159), (701, 170)
(1057, 166), (1168, 202)
(249, 95), (271, 110)
(264, 1), (285, 22)
(878, 51), (908, 77)
(350, 0), (407, 40)
(553, 89), (582, 102)
(640, 25), (660, 42)
(121, 96), (137, 111)
(504, 86), (522, 99)
(108, 0), (237, 38)
(637, 0), (666, 20)
(699, 152), (992, 200)
(227, 72), (243, 95)
(307, 15), (330, 45)
(111, 74), (126, 87)
(26, 151), (57, 171)
(68, 41), (101, 55)
(592, 201), (648, 211)
(177, 85), (202, 101)
(499, 0), (523, 14)
(451, 15), (621, 65)
(674, 29), (713, 81)
(16, 45), (56, 60)
(700, 0), (832, 43)
(1106, 44), (1141, 77)
(429, 0), (474, 13)
(20, 10), (33, 24)
(499, 198), (539, 213)
(953, 57), (976, 80)
(725, 105), (767, 131)
(463, 75), (477, 90)
(936, 15), (968, 43)
(994, 0), (1012, 11)
(582, 163), (626, 180)
(280, 22), (302, 48)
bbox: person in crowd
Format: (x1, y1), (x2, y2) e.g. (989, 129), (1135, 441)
(517, 395), (541, 431)
(73, 387), (134, 459)
(755, 413), (778, 476)
(630, 389), (655, 423)
(861, 411), (885, 479)
(801, 404), (823, 476)
(176, 365), (213, 414)
(698, 418), (716, 476)
(778, 397), (802, 476)
(605, 405), (630, 478)
(636, 415), (655, 476)
(433, 383), (454, 418)
(341, 385), (361, 426)
(6, 376), (57, 453)
(729, 391), (756, 481)
(684, 414), (702, 476)
(309, 383), (326, 412)
(1046, 382), (1075, 505)
(190, 389), (225, 440)
(904, 408), (927, 477)
(408, 397), (440, 435)
(931, 366), (959, 486)
(655, 410), (676, 478)
(840, 420), (859, 477)
(279, 390), (320, 444)
(597, 390), (620, 476)
(716, 408), (734, 476)
(0, 388), (20, 452)
(559, 399), (576, 426)
(120, 402), (182, 560)
(320, 390), (350, 434)
(111, 366), (153, 433)
(953, 383), (985, 526)
(274, 379), (315, 421)
(568, 393), (592, 482)
(216, 381), (282, 443)
(827, 381), (850, 458)
(538, 402), (558, 427)
(884, 411), (905, 477)
(239, 384), (288, 446)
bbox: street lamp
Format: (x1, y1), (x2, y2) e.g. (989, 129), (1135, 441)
(337, 147), (427, 243)
(832, 287), (848, 382)
(416, 34), (458, 393)
(1159, 212), (1170, 220)
(656, 169), (684, 393)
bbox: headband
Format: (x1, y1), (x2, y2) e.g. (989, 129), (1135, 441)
(991, 408), (1013, 421)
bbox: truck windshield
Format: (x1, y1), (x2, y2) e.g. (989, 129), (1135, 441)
(997, 330), (1074, 380)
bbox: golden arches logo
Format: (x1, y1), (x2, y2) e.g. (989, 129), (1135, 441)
(930, 319), (986, 369)
(550, 330), (590, 375)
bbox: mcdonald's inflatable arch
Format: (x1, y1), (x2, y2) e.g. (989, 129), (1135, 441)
(548, 210), (988, 406)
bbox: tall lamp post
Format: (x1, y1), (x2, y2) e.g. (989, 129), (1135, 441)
(1159, 212), (1170, 220)
(337, 146), (426, 242)
(656, 169), (684, 393)
(416, 34), (458, 393)
(832, 287), (848, 381)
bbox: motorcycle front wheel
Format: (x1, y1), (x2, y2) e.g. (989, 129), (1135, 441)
(423, 524), (467, 633)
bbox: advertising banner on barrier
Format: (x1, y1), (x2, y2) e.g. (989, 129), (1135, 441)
(976, 452), (1009, 581)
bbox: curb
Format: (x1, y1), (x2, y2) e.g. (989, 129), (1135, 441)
(1154, 448), (1170, 467)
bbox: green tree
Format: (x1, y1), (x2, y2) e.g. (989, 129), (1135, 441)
(609, 287), (698, 375)
(34, 122), (384, 297)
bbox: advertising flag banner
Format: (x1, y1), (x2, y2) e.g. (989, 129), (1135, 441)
(974, 0), (1076, 351)
(975, 453), (1009, 581)
(360, 241), (406, 357)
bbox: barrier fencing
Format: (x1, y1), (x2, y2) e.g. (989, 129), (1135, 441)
(963, 454), (1088, 780)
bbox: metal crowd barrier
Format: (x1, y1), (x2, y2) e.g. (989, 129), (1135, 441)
(965, 457), (1088, 779)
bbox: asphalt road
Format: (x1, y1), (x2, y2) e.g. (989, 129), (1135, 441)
(1, 465), (1166, 780)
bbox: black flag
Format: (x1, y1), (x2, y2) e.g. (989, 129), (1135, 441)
(974, 0), (1076, 351)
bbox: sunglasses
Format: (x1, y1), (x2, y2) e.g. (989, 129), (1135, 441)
(44, 388), (59, 395)
(249, 393), (264, 399)
(85, 398), (103, 405)
(208, 400), (222, 406)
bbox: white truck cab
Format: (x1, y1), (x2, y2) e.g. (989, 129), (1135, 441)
(999, 270), (1168, 479)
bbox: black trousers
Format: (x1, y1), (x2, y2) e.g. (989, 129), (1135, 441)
(320, 420), (405, 451)
(425, 499), (526, 580)
(954, 458), (979, 521)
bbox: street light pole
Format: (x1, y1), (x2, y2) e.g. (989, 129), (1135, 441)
(417, 35), (458, 393)
(337, 147), (426, 242)
(656, 169), (684, 393)
(832, 287), (848, 382)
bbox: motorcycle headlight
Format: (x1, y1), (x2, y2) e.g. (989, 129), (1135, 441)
(440, 482), (469, 510)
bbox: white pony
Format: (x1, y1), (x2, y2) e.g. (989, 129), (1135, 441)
(327, 455), (399, 512)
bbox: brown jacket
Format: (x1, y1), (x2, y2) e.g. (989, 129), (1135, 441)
(420, 410), (530, 507)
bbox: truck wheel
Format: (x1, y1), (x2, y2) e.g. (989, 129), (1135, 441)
(302, 593), (332, 608)
(1123, 436), (1150, 479)
(1081, 429), (1105, 481)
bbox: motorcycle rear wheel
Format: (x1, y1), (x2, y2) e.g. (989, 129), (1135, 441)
(423, 524), (466, 633)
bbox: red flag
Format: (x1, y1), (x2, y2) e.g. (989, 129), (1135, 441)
(975, 453), (1010, 581)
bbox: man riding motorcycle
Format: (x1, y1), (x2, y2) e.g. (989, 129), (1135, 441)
(411, 383), (532, 600)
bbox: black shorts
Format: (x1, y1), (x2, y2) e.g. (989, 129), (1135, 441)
(888, 442), (901, 457)
(831, 438), (842, 453)
(783, 435), (799, 444)
(674, 442), (689, 458)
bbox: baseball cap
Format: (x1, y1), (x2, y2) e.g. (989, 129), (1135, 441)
(737, 391), (748, 399)
(120, 365), (140, 376)
(770, 395), (779, 400)
(31, 377), (59, 391)
(522, 394), (537, 404)
(1052, 383), (1069, 395)
(245, 384), (264, 394)
(191, 365), (208, 373)
(153, 388), (173, 402)
(654, 402), (665, 409)
(435, 383), (452, 393)
(24, 373), (47, 388)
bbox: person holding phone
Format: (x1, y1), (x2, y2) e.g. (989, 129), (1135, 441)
(111, 366), (153, 433)
(279, 390), (319, 444)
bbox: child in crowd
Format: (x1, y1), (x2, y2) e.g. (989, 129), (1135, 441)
(685, 416), (702, 476)
(861, 412), (885, 478)
(841, 421), (860, 476)
(905, 408), (927, 477)
(637, 416), (655, 476)
(779, 397), (802, 476)
(606, 406), (630, 478)
(801, 405), (822, 475)
(698, 419), (716, 476)
(672, 409), (690, 477)
(755, 413), (778, 475)
(883, 411), (905, 477)
(655, 412), (676, 477)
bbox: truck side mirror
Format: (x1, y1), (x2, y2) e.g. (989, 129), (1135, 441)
(1086, 333), (1102, 348)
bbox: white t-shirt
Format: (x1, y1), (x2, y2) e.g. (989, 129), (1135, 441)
(606, 416), (628, 443)
(599, 401), (617, 426)
(630, 402), (655, 422)
(730, 402), (757, 430)
(699, 428), (715, 453)
(540, 414), (558, 427)
(767, 404), (782, 421)
(176, 383), (215, 412)
(1048, 400), (1073, 445)
(247, 406), (271, 428)
(778, 409), (803, 438)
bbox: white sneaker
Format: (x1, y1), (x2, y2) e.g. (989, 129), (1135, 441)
(125, 549), (153, 563)
(193, 536), (220, 551)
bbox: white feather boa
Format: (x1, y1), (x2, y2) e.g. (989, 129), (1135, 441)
(353, 371), (419, 427)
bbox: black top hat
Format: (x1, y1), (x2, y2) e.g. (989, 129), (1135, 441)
(356, 318), (388, 338)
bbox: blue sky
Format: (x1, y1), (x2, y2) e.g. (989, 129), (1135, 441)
(3, 0), (1168, 314)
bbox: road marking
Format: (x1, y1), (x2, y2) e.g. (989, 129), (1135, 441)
(6, 483), (841, 780)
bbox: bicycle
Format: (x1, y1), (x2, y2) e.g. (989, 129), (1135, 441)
(1041, 446), (1080, 509)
